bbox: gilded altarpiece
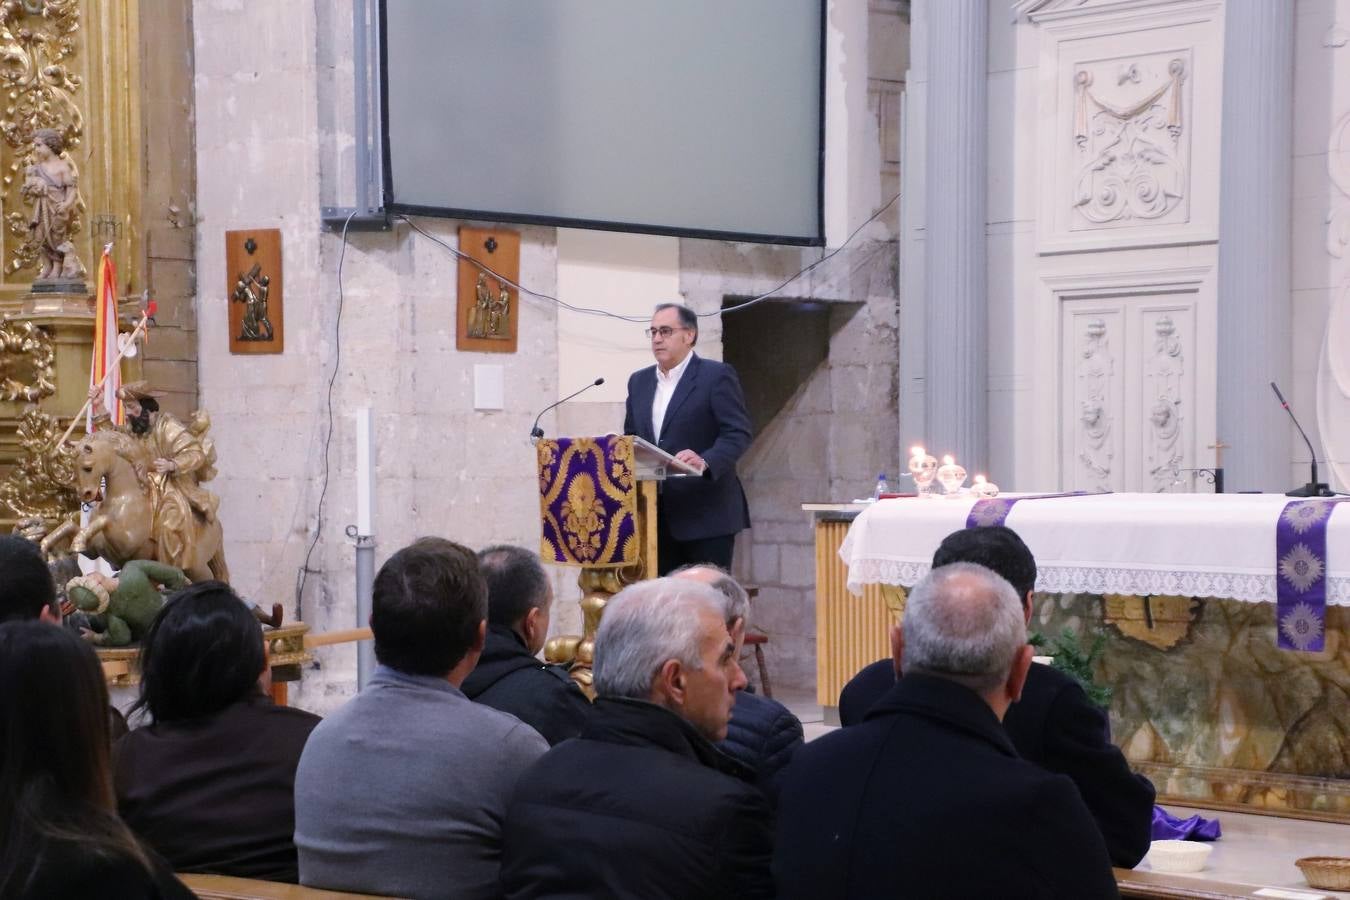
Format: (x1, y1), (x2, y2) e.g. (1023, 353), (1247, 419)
(0, 0), (188, 527)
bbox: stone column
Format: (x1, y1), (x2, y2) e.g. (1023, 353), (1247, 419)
(923, 0), (988, 472)
(1215, 0), (1294, 491)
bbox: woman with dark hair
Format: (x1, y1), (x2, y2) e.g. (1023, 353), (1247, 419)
(0, 621), (193, 898)
(114, 581), (320, 883)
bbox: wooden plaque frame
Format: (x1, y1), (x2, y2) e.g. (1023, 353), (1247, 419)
(225, 228), (284, 354)
(456, 226), (519, 353)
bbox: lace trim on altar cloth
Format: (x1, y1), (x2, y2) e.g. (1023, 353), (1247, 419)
(845, 558), (1350, 606)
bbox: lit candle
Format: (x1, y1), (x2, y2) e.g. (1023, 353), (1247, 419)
(971, 474), (999, 498)
(936, 455), (967, 496)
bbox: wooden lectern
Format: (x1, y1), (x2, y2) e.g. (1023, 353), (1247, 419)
(537, 435), (700, 694)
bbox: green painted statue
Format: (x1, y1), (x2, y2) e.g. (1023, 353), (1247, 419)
(66, 560), (189, 647)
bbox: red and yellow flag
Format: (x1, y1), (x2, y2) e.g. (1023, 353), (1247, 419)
(88, 246), (122, 431)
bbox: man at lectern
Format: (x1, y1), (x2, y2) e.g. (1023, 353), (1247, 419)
(624, 303), (752, 574)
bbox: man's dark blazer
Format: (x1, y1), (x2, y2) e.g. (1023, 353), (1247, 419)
(623, 353), (752, 541)
(500, 697), (774, 899)
(777, 674), (1120, 899)
(839, 658), (1156, 868)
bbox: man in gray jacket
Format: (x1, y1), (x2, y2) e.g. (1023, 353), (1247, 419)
(294, 537), (548, 900)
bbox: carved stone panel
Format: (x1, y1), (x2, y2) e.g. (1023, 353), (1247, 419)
(1059, 295), (1199, 492)
(1070, 51), (1190, 231)
(1062, 307), (1123, 492)
(1033, 1), (1222, 254)
(1140, 307), (1194, 492)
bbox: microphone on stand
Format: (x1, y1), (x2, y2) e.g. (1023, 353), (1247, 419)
(530, 377), (605, 441)
(1270, 382), (1333, 497)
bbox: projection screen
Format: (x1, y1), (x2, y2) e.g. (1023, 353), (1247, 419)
(380, 1), (824, 245)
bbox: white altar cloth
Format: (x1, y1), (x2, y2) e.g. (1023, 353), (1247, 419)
(839, 492), (1350, 604)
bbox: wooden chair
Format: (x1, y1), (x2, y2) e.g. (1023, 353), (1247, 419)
(740, 584), (773, 698)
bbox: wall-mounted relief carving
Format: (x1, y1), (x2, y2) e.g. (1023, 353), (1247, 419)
(1145, 315), (1185, 491)
(1075, 317), (1115, 491)
(1071, 53), (1188, 230)
(1056, 285), (1205, 494)
(1032, 3), (1220, 254)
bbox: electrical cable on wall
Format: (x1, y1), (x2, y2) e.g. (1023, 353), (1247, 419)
(396, 189), (900, 322)
(295, 210), (356, 618)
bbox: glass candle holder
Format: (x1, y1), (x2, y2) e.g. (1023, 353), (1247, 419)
(908, 446), (938, 498)
(937, 455), (967, 497)
(970, 474), (999, 499)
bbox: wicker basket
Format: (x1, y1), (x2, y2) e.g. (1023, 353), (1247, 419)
(1296, 856), (1350, 891)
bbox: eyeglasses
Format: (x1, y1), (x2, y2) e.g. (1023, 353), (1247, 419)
(645, 326), (689, 340)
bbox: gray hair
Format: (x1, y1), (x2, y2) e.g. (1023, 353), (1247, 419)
(669, 563), (749, 628)
(593, 578), (725, 699)
(901, 562), (1026, 694)
(654, 302), (698, 343)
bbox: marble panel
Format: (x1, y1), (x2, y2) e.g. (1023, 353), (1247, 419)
(1036, 593), (1350, 817)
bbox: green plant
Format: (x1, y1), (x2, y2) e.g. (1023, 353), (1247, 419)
(1028, 628), (1113, 709)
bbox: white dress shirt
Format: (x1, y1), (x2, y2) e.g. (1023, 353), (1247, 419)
(651, 352), (693, 444)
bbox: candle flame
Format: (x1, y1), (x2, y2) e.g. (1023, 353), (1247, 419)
(974, 474), (986, 484)
(942, 454), (954, 465)
(910, 445), (925, 457)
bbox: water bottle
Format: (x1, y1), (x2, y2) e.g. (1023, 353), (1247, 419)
(873, 473), (889, 500)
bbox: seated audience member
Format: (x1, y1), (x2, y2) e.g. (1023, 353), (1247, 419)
(295, 537), (548, 900)
(500, 578), (774, 899)
(114, 581), (320, 882)
(462, 544), (590, 744)
(672, 563), (803, 798)
(838, 525), (1156, 867)
(0, 534), (60, 623)
(0, 534), (129, 740)
(778, 563), (1118, 898)
(0, 621), (194, 899)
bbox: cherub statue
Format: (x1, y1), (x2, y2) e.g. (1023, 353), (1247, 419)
(21, 128), (86, 283)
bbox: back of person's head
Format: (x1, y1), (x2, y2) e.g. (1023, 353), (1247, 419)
(593, 578), (724, 699)
(477, 544), (549, 628)
(932, 525), (1037, 601)
(0, 536), (57, 623)
(133, 581), (265, 723)
(372, 537), (486, 677)
(669, 563), (749, 629)
(0, 621), (147, 894)
(901, 562), (1027, 695)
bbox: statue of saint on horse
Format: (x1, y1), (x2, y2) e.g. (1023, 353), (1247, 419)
(40, 382), (228, 583)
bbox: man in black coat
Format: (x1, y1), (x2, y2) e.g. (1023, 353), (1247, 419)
(777, 563), (1119, 899)
(462, 545), (591, 745)
(624, 303), (752, 574)
(837, 525), (1156, 868)
(673, 564), (803, 801)
(500, 578), (774, 899)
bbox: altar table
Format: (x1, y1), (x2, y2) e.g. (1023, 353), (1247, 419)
(809, 493), (1350, 820)
(839, 492), (1350, 602)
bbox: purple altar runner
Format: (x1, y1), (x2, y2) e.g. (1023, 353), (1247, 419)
(1275, 498), (1350, 652)
(965, 492), (1092, 529)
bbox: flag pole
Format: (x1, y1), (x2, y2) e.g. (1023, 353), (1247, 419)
(55, 308), (153, 448)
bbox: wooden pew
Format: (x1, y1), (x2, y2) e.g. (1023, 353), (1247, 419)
(180, 873), (402, 899)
